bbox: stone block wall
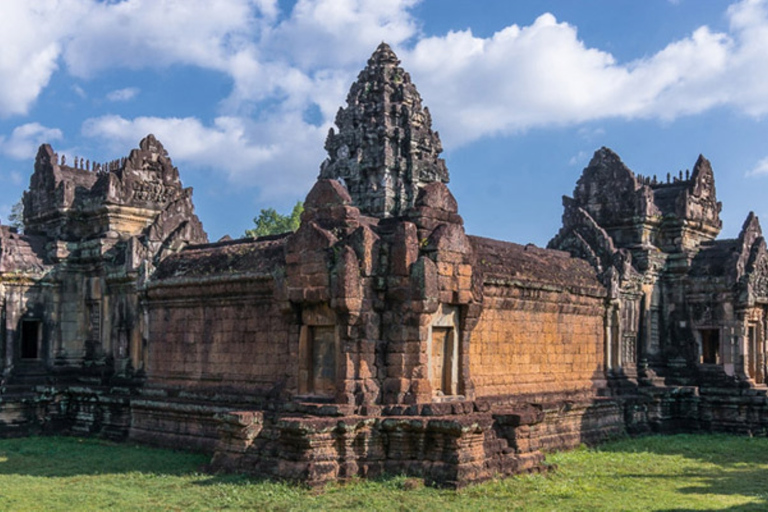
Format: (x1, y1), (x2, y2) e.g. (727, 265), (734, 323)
(211, 402), (551, 489)
(129, 397), (231, 452)
(145, 276), (295, 390)
(470, 285), (606, 399)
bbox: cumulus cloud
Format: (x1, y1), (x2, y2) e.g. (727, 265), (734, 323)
(0, 0), (419, 148)
(106, 87), (139, 102)
(6, 0), (768, 199)
(0, 123), (63, 160)
(266, 0), (420, 69)
(403, 13), (738, 145)
(398, 0), (768, 146)
(82, 114), (327, 198)
(221, 0), (421, 122)
(62, 0), (264, 78)
(0, 0), (88, 117)
(0, 0), (273, 116)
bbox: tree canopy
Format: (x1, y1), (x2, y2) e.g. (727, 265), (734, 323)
(7, 200), (23, 231)
(245, 201), (303, 238)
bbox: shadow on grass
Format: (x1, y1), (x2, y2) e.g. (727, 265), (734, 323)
(1, 433), (767, 511)
(0, 435), (209, 478)
(0, 435), (419, 491)
(596, 433), (768, 511)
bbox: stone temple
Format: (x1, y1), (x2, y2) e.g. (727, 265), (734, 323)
(0, 43), (766, 487)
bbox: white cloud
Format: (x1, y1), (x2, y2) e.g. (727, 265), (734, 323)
(266, 0), (420, 69)
(0, 123), (63, 160)
(0, 0), (273, 116)
(63, 0), (265, 78)
(0, 0), (88, 117)
(219, 0), (421, 121)
(82, 114), (327, 198)
(0, 0), (418, 121)
(746, 156), (768, 177)
(6, 0), (768, 199)
(64, 0), (425, 200)
(106, 87), (140, 102)
(402, 12), (742, 145)
(396, 0), (768, 146)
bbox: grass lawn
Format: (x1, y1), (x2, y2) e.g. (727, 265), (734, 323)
(0, 434), (765, 511)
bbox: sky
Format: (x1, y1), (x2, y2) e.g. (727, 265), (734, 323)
(1, 0), (767, 246)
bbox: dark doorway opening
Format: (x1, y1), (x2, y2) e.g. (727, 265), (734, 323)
(20, 320), (41, 360)
(700, 329), (720, 364)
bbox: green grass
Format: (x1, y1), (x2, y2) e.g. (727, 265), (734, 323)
(0, 434), (765, 511)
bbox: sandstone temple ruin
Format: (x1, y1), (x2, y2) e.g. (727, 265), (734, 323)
(0, 43), (766, 487)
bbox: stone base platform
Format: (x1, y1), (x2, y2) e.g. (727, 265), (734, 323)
(209, 396), (625, 488)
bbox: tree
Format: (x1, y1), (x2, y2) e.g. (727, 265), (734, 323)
(7, 200), (23, 232)
(245, 201), (303, 238)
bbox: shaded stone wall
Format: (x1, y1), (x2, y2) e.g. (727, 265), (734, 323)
(145, 276), (294, 389)
(2, 280), (52, 371)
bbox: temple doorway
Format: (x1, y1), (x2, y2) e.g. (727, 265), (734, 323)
(700, 329), (720, 364)
(20, 320), (41, 360)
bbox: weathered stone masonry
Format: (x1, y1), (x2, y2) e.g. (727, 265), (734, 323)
(0, 43), (766, 487)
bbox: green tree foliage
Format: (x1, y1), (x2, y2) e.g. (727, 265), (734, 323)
(245, 201), (303, 238)
(7, 200), (23, 231)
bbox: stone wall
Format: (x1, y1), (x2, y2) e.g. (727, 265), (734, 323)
(470, 285), (605, 398)
(145, 275), (294, 390)
(210, 402), (551, 488)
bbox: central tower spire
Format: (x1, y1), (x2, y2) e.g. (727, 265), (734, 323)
(319, 42), (449, 218)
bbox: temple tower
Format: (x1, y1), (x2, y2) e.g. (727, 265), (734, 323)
(319, 42), (449, 218)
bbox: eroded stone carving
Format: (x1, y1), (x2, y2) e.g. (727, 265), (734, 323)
(320, 43), (448, 218)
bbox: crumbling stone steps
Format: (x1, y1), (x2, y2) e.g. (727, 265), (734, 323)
(7, 370), (49, 386)
(606, 377), (645, 396)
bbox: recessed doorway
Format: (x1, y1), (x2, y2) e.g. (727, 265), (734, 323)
(20, 320), (41, 360)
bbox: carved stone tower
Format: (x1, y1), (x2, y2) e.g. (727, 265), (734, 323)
(319, 42), (449, 218)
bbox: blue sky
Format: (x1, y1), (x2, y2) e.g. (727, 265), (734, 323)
(1, 0), (767, 246)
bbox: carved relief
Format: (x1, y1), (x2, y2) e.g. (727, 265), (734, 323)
(131, 181), (172, 204)
(319, 43), (448, 218)
(752, 254), (768, 299)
